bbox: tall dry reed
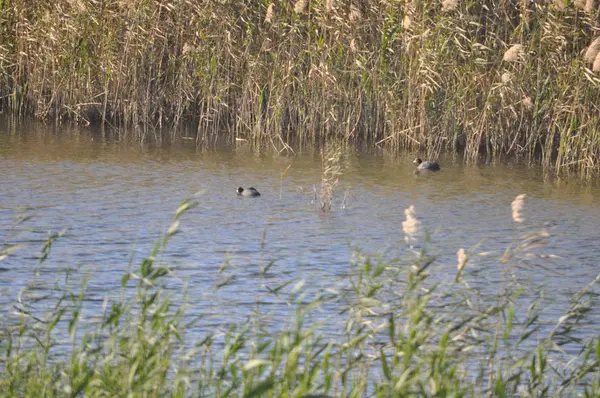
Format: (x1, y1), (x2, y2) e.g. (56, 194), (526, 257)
(1, 0), (600, 177)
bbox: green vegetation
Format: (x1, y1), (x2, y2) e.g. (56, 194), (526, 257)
(0, 1), (600, 170)
(1, 198), (599, 397)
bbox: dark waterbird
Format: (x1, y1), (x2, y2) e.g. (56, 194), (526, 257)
(413, 158), (440, 171)
(237, 187), (261, 197)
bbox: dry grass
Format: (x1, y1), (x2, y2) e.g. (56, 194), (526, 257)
(1, 0), (600, 177)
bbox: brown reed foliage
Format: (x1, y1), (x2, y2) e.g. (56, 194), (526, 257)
(1, 0), (600, 177)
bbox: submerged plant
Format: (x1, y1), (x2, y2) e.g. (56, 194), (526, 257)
(320, 142), (343, 212)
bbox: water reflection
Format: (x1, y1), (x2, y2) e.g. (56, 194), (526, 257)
(1, 120), (600, 347)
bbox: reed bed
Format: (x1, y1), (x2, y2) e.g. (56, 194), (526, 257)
(0, 197), (599, 397)
(1, 1), (600, 177)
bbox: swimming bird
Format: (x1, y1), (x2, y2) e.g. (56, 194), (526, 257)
(237, 187), (261, 197)
(413, 158), (440, 171)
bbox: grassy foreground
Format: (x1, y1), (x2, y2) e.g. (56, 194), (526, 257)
(1, 198), (599, 397)
(1, 1), (600, 176)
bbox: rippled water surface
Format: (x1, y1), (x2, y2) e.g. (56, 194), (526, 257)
(1, 121), (600, 344)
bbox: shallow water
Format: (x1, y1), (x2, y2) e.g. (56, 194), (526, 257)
(1, 120), (599, 349)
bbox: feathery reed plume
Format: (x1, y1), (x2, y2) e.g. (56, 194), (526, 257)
(182, 43), (193, 55)
(522, 96), (533, 111)
(68, 0), (86, 12)
(403, 15), (412, 29)
(265, 3), (273, 23)
(402, 205), (420, 244)
(511, 194), (526, 223)
(584, 0), (594, 13)
(584, 37), (600, 63)
(294, 0), (308, 13)
(350, 38), (357, 53)
(326, 0), (334, 12)
(553, 0), (567, 10)
(593, 52), (600, 72)
(441, 0), (458, 11)
(574, 0), (586, 10)
(501, 72), (513, 84)
(456, 248), (467, 272)
(349, 5), (362, 22)
(503, 44), (523, 62)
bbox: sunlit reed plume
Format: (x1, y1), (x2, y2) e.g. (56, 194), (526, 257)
(574, 0), (586, 10)
(403, 15), (412, 29)
(294, 0), (308, 13)
(584, 0), (594, 13)
(584, 37), (600, 63)
(326, 0), (334, 12)
(594, 53), (600, 72)
(67, 0), (86, 12)
(522, 96), (533, 111)
(503, 44), (523, 62)
(553, 0), (566, 10)
(349, 5), (362, 22)
(441, 0), (458, 11)
(265, 4), (273, 23)
(402, 205), (420, 244)
(501, 72), (513, 84)
(456, 248), (467, 272)
(511, 194), (526, 223)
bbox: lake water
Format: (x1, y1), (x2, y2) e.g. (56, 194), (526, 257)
(1, 120), (599, 351)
